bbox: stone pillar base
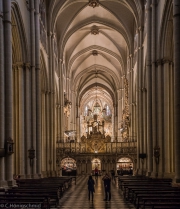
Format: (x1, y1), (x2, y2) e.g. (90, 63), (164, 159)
(136, 169), (144, 176)
(19, 174), (25, 179)
(149, 171), (159, 178)
(146, 171), (152, 177)
(174, 178), (180, 183)
(150, 172), (164, 178)
(31, 174), (40, 179)
(41, 171), (48, 178)
(46, 171), (51, 177)
(25, 174), (32, 179)
(0, 180), (7, 188)
(163, 172), (175, 179)
(172, 177), (180, 186)
(51, 171), (57, 177)
(7, 180), (16, 187)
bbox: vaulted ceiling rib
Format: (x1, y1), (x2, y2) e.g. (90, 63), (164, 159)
(50, 0), (140, 112)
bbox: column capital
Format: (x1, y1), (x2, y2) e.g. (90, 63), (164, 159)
(155, 59), (163, 66)
(162, 58), (172, 64)
(138, 26), (144, 32)
(24, 63), (31, 68)
(152, 0), (158, 7)
(12, 64), (17, 71)
(71, 90), (76, 94)
(59, 58), (63, 63)
(13, 62), (24, 70)
(117, 88), (124, 92)
(51, 33), (56, 39)
(145, 0), (151, 11)
(56, 104), (60, 108)
(47, 31), (53, 37)
(0, 12), (3, 19)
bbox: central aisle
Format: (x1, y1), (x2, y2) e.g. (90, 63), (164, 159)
(58, 176), (135, 209)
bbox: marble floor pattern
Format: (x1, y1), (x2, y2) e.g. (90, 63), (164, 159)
(57, 176), (135, 209)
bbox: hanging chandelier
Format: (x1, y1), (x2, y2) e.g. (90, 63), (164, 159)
(89, 0), (99, 8)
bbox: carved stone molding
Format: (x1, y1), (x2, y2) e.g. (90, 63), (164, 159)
(155, 58), (172, 66)
(92, 50), (98, 56)
(120, 77), (130, 141)
(24, 0), (30, 10)
(64, 93), (72, 117)
(91, 25), (99, 35)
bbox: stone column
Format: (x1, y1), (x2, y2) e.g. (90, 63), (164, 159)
(41, 91), (46, 174)
(76, 105), (80, 142)
(4, 0), (13, 183)
(173, 0), (180, 183)
(45, 91), (50, 173)
(25, 63), (31, 178)
(127, 57), (132, 139)
(30, 0), (36, 176)
(71, 91), (76, 131)
(142, 75), (147, 146)
(135, 30), (140, 172)
(169, 62), (174, 173)
(47, 32), (52, 174)
(151, 0), (157, 169)
(35, 0), (41, 177)
(163, 60), (170, 175)
(139, 27), (145, 157)
(50, 34), (55, 174)
(18, 64), (25, 177)
(114, 104), (118, 141)
(146, 0), (153, 176)
(56, 104), (60, 143)
(156, 60), (163, 177)
(0, 0), (5, 185)
(14, 66), (19, 174)
(136, 27), (144, 173)
(112, 110), (115, 142)
(59, 61), (64, 142)
(117, 89), (122, 141)
(67, 77), (70, 100)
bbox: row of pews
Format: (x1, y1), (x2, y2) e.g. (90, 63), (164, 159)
(0, 176), (76, 208)
(118, 175), (180, 209)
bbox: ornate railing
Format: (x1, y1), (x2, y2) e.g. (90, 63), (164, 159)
(56, 141), (137, 155)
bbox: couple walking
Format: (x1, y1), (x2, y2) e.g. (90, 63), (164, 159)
(87, 173), (111, 201)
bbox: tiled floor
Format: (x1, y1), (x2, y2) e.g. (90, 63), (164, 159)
(58, 176), (135, 209)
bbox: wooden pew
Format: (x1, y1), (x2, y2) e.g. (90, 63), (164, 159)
(122, 182), (172, 200)
(144, 201), (180, 209)
(118, 175), (180, 209)
(6, 177), (74, 207)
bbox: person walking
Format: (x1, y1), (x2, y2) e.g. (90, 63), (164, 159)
(102, 173), (111, 201)
(111, 168), (115, 181)
(87, 175), (95, 201)
(94, 167), (98, 180)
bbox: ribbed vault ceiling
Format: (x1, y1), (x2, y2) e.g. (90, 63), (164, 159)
(49, 0), (142, 111)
